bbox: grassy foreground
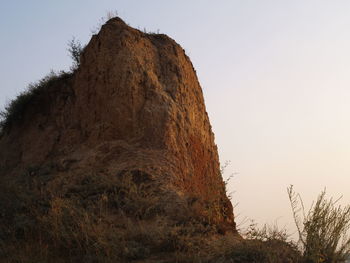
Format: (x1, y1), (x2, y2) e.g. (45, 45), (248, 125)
(1, 158), (349, 262)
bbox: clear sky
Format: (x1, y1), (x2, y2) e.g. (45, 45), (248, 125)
(2, 1), (350, 236)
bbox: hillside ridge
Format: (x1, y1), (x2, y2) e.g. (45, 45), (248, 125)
(0, 17), (237, 262)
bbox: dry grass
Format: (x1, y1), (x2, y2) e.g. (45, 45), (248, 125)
(215, 221), (301, 263)
(288, 185), (350, 263)
(0, 164), (223, 262)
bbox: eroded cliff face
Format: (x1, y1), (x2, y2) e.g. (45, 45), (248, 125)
(0, 17), (236, 261)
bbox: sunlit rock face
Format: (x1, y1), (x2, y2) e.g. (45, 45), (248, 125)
(0, 17), (235, 235)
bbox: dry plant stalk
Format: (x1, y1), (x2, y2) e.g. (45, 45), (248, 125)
(288, 185), (350, 263)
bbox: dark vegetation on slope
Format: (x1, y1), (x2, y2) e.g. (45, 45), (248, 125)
(0, 38), (82, 135)
(2, 163), (349, 262)
(0, 163), (303, 262)
(0, 71), (73, 134)
(0, 165), (224, 262)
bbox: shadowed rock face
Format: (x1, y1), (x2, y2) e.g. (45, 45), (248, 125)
(0, 18), (235, 232)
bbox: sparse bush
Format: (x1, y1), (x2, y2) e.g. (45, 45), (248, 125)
(205, 220), (301, 263)
(67, 37), (83, 71)
(90, 10), (119, 34)
(288, 185), (350, 263)
(243, 221), (290, 243)
(222, 221), (301, 263)
(224, 238), (301, 263)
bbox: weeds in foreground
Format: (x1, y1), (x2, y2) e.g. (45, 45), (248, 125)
(223, 186), (350, 263)
(223, 221), (301, 263)
(0, 166), (219, 262)
(288, 185), (350, 263)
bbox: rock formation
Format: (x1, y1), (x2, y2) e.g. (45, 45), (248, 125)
(0, 17), (236, 261)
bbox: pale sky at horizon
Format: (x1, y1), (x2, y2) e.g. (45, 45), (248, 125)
(1, 1), (350, 237)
